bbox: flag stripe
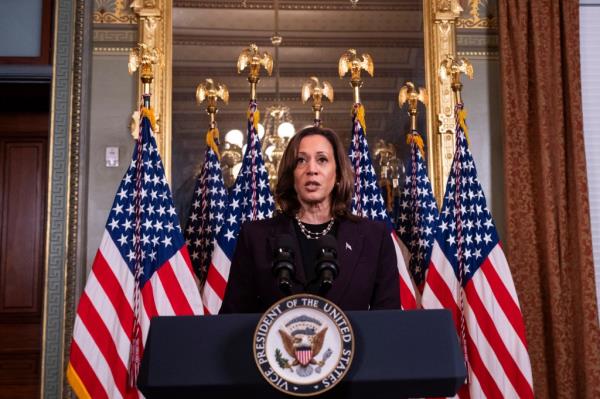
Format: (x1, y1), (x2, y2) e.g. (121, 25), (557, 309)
(465, 281), (534, 398)
(201, 281), (223, 315)
(464, 291), (519, 398)
(208, 244), (229, 297)
(157, 258), (195, 315)
(92, 251), (134, 340)
(482, 247), (528, 346)
(391, 232), (418, 309)
(76, 293), (129, 398)
(203, 242), (229, 314)
(141, 279), (159, 320)
(476, 262), (532, 380)
(170, 248), (204, 314)
(99, 232), (136, 307)
(69, 343), (110, 399)
(72, 320), (124, 399)
(83, 273), (131, 367)
(465, 331), (504, 399)
(423, 261), (460, 323)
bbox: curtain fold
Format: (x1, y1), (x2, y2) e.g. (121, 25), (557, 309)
(498, 0), (600, 397)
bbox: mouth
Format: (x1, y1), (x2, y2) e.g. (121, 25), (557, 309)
(304, 181), (321, 191)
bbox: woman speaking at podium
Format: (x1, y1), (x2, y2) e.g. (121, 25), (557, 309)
(220, 126), (400, 313)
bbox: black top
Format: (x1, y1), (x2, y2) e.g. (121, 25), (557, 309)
(292, 219), (339, 294)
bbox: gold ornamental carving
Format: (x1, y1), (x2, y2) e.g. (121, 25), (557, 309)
(456, 0), (498, 29)
(130, 0), (172, 181)
(423, 0), (462, 204)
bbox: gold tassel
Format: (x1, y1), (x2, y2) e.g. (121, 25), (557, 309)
(247, 108), (261, 132)
(206, 127), (221, 160)
(141, 107), (157, 133)
(458, 107), (470, 146)
(406, 133), (426, 159)
(352, 104), (367, 134)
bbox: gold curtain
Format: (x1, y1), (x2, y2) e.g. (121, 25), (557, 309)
(498, 0), (600, 397)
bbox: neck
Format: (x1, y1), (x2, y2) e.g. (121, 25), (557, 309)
(297, 201), (332, 224)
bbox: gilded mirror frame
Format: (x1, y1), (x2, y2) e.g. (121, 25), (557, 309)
(132, 0), (461, 202)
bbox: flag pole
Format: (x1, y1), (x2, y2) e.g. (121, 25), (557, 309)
(439, 54), (475, 382)
(126, 42), (160, 387)
(237, 44), (271, 219)
(339, 48), (374, 216)
(301, 76), (334, 127)
(196, 78), (229, 155)
(189, 78), (229, 287)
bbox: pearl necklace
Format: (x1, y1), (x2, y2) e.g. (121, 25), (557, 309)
(295, 215), (335, 240)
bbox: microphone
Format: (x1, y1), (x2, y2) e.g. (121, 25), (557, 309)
(272, 234), (296, 294)
(315, 234), (339, 294)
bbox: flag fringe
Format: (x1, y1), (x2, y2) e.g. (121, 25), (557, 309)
(66, 363), (92, 399)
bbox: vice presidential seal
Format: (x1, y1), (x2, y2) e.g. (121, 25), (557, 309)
(253, 294), (354, 396)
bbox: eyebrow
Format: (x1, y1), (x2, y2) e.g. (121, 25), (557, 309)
(297, 151), (330, 156)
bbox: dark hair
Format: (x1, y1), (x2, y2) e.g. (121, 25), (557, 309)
(275, 126), (355, 218)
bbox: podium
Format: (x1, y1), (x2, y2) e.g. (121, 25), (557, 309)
(138, 309), (466, 398)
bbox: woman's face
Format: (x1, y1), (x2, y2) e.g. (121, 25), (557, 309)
(293, 134), (337, 210)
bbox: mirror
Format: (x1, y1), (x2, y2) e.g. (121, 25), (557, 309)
(170, 0), (426, 220)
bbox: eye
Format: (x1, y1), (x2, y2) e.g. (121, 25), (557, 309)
(296, 156), (307, 166)
(317, 156), (328, 164)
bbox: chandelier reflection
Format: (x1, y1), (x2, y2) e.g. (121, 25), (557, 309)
(261, 104), (295, 188)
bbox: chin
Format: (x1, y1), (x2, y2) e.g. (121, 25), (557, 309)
(299, 193), (329, 206)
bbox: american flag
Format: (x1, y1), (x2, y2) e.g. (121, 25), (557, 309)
(184, 131), (228, 285)
(202, 101), (275, 314)
(67, 111), (204, 399)
(349, 103), (417, 309)
(396, 132), (439, 291)
(421, 104), (533, 398)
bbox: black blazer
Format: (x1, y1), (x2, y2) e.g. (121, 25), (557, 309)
(220, 213), (400, 313)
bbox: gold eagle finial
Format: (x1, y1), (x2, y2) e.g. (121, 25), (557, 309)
(338, 49), (374, 104)
(399, 82), (428, 140)
(237, 43), (273, 101)
(237, 43), (273, 76)
(301, 77), (334, 126)
(196, 78), (229, 135)
(338, 48), (374, 81)
(196, 78), (229, 106)
(439, 54), (474, 104)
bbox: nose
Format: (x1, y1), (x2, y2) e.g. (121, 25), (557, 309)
(306, 158), (318, 175)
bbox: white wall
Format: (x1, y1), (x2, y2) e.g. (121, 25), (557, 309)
(580, 1), (600, 321)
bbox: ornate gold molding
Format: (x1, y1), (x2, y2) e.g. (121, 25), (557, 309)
(93, 0), (137, 23)
(423, 0), (461, 204)
(456, 0), (497, 29)
(131, 0), (173, 181)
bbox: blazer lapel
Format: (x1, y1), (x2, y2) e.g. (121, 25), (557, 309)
(327, 219), (363, 304)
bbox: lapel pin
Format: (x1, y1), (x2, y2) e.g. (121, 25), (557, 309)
(345, 242), (352, 251)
